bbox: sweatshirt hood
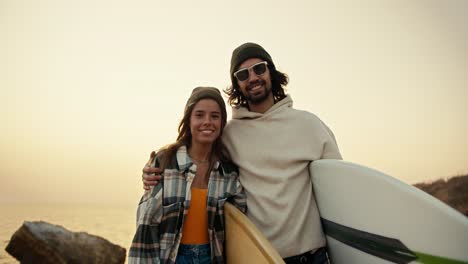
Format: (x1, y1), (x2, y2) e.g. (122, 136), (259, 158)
(231, 95), (293, 119)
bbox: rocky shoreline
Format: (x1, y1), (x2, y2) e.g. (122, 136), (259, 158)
(414, 174), (468, 216)
(5, 175), (466, 263)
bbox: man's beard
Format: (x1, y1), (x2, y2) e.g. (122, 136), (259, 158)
(243, 80), (272, 105)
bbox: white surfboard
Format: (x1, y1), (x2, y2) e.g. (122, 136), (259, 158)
(310, 160), (468, 264)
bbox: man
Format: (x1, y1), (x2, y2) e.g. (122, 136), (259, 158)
(143, 42), (342, 264)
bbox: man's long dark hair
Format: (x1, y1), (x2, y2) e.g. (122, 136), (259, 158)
(224, 65), (289, 107)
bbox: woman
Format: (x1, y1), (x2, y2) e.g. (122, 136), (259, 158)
(129, 87), (246, 264)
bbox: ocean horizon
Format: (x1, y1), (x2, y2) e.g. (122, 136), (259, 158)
(0, 203), (137, 264)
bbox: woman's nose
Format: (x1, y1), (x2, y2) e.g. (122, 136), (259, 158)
(202, 116), (212, 124)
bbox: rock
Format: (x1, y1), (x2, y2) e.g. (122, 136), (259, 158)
(414, 175), (468, 216)
(5, 221), (126, 264)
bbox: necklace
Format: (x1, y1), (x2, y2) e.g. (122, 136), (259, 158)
(190, 156), (209, 164)
(188, 148), (211, 164)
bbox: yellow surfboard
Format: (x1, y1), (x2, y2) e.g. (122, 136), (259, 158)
(224, 202), (284, 264)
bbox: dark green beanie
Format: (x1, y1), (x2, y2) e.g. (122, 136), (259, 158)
(230, 42), (276, 85)
(185, 87), (227, 118)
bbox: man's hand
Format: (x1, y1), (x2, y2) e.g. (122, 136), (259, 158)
(142, 166), (162, 190)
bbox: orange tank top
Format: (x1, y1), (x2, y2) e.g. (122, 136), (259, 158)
(181, 188), (209, 244)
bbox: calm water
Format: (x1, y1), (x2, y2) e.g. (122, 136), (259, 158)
(0, 203), (137, 264)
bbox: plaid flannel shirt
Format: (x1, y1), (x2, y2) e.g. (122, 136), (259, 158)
(129, 146), (246, 264)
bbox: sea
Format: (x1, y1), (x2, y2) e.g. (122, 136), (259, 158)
(0, 203), (136, 264)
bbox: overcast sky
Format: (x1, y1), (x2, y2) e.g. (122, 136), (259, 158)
(1, 0), (467, 205)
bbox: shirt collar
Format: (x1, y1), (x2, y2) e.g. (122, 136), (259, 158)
(176, 145), (220, 171)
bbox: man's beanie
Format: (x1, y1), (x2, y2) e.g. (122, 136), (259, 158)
(230, 42), (276, 85)
(185, 87), (227, 118)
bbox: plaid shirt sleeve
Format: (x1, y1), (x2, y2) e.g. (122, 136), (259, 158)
(128, 152), (164, 264)
(221, 162), (247, 213)
(228, 178), (247, 213)
(128, 185), (163, 263)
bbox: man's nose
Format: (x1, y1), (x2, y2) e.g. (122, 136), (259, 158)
(247, 68), (260, 82)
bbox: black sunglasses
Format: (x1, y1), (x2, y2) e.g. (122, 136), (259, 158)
(233, 61), (268, 82)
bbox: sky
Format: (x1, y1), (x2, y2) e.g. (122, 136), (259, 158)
(1, 0), (467, 206)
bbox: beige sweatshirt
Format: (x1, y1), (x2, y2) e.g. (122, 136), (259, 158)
(222, 95), (342, 258)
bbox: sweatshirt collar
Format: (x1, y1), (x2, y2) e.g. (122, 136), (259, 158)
(232, 94), (293, 119)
